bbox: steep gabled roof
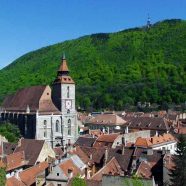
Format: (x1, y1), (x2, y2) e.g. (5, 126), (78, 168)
(2, 85), (46, 112)
(59, 158), (83, 177)
(87, 114), (127, 126)
(135, 133), (176, 148)
(2, 85), (60, 113)
(2, 142), (17, 155)
(93, 133), (120, 148)
(127, 117), (170, 131)
(19, 161), (48, 185)
(74, 136), (97, 147)
(107, 147), (135, 172)
(91, 157), (123, 181)
(6, 176), (26, 186)
(136, 161), (153, 179)
(70, 146), (90, 164)
(5, 151), (27, 171)
(14, 139), (45, 166)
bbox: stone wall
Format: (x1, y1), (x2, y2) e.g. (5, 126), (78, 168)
(112, 130), (151, 148)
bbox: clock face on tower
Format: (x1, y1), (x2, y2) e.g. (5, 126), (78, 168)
(65, 100), (72, 109)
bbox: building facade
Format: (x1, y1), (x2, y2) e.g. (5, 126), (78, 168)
(1, 56), (78, 148)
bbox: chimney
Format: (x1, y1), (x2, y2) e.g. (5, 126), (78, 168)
(68, 169), (73, 178)
(90, 154), (93, 160)
(122, 145), (125, 155)
(105, 148), (108, 164)
(155, 131), (158, 136)
(85, 167), (88, 179)
(125, 126), (129, 134)
(147, 149), (153, 156)
(122, 137), (126, 146)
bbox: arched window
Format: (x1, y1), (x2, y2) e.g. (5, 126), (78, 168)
(68, 119), (71, 135)
(44, 120), (47, 127)
(67, 86), (70, 98)
(56, 120), (60, 132)
(67, 109), (70, 114)
(44, 120), (47, 138)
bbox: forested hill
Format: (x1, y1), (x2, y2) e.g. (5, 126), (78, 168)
(0, 19), (186, 110)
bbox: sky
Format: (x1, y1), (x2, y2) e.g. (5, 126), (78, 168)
(0, 0), (186, 69)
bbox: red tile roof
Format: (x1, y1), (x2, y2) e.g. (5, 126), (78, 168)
(59, 159), (82, 178)
(136, 161), (153, 179)
(5, 151), (27, 171)
(135, 133), (176, 148)
(53, 147), (64, 160)
(70, 146), (90, 164)
(95, 133), (120, 143)
(14, 139), (45, 166)
(87, 114), (127, 126)
(91, 157), (123, 181)
(2, 85), (59, 113)
(6, 176), (26, 186)
(2, 86), (46, 112)
(93, 133), (120, 148)
(19, 161), (48, 185)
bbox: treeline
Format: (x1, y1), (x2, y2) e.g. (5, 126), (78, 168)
(0, 19), (186, 111)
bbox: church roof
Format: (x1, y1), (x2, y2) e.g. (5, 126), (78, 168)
(2, 85), (59, 113)
(53, 56), (75, 84)
(58, 58), (69, 72)
(2, 85), (45, 112)
(53, 75), (74, 84)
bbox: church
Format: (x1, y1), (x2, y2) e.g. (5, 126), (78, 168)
(0, 56), (78, 148)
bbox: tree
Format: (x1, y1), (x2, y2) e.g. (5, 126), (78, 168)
(71, 176), (86, 186)
(0, 168), (6, 186)
(170, 135), (186, 186)
(0, 122), (21, 143)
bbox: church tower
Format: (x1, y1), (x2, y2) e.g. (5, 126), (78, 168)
(52, 54), (75, 114)
(52, 55), (77, 145)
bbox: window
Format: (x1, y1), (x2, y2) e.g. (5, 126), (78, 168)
(25, 122), (27, 135)
(44, 120), (47, 127)
(44, 130), (47, 138)
(56, 120), (60, 132)
(44, 120), (47, 138)
(67, 86), (70, 98)
(57, 173), (59, 176)
(57, 184), (62, 186)
(68, 119), (71, 135)
(67, 109), (70, 114)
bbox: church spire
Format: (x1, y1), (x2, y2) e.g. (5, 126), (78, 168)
(58, 52), (69, 75)
(147, 14), (151, 29)
(53, 53), (74, 84)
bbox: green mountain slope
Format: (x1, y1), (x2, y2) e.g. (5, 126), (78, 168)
(0, 19), (186, 110)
